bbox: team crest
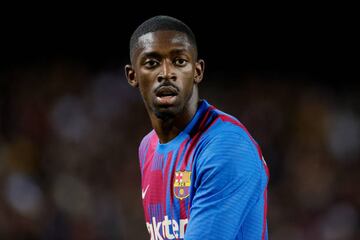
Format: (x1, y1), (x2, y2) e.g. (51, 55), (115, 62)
(174, 171), (191, 200)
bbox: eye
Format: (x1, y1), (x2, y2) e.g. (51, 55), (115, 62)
(174, 58), (188, 67)
(144, 59), (159, 69)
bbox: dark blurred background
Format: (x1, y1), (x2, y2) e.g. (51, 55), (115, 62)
(0, 5), (359, 240)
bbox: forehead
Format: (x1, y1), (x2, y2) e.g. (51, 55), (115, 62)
(133, 30), (194, 59)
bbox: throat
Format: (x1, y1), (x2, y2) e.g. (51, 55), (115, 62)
(150, 96), (201, 144)
(157, 123), (182, 144)
(154, 116), (182, 144)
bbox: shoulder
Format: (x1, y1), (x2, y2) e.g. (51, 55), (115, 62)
(193, 128), (265, 193)
(198, 129), (260, 165)
(200, 107), (258, 151)
(139, 130), (157, 148)
(138, 130), (157, 158)
(194, 109), (263, 174)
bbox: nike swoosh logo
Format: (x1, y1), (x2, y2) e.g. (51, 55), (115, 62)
(142, 184), (150, 199)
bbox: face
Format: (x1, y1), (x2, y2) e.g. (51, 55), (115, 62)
(125, 30), (204, 120)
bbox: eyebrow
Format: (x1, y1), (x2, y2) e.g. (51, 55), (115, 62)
(140, 52), (162, 60)
(169, 48), (189, 55)
(141, 48), (190, 59)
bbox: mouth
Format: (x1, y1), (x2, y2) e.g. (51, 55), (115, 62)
(154, 86), (179, 105)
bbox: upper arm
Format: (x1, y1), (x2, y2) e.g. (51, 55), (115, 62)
(185, 131), (266, 239)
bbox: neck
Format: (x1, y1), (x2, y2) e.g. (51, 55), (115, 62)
(150, 93), (200, 144)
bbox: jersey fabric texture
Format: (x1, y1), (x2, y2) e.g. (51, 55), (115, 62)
(138, 100), (269, 240)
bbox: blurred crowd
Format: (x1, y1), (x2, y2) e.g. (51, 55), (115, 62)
(0, 62), (359, 239)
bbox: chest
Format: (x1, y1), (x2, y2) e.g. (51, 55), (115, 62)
(141, 150), (194, 219)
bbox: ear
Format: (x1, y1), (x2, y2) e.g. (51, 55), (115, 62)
(125, 64), (138, 88)
(194, 59), (205, 84)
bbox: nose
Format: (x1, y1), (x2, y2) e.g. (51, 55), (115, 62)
(157, 60), (176, 82)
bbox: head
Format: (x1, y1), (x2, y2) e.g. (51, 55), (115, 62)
(125, 15), (204, 121)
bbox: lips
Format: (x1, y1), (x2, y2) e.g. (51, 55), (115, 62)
(155, 86), (178, 97)
(154, 85), (179, 105)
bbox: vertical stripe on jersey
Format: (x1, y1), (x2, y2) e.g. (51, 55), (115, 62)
(142, 132), (158, 222)
(182, 106), (222, 218)
(148, 203), (162, 223)
(162, 151), (173, 216)
(262, 190), (268, 240)
(138, 141), (146, 174)
(139, 132), (155, 175)
(151, 152), (164, 170)
(182, 106), (215, 170)
(167, 139), (189, 223)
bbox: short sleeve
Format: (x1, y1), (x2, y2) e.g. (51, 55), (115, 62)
(185, 131), (266, 240)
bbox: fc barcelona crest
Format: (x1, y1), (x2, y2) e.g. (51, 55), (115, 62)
(174, 171), (191, 200)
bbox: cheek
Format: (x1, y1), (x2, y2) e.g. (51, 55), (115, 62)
(139, 84), (151, 99)
(181, 75), (195, 91)
(137, 71), (157, 90)
(138, 79), (156, 104)
(177, 67), (194, 84)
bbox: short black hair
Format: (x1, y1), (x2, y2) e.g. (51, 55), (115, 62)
(129, 15), (197, 61)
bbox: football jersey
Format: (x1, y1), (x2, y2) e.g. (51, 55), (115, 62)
(138, 100), (269, 240)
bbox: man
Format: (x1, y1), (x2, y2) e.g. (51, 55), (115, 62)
(125, 15), (269, 240)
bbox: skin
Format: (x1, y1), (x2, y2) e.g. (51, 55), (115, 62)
(125, 30), (205, 143)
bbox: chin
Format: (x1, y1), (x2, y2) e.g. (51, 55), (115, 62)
(154, 110), (176, 120)
(151, 98), (186, 120)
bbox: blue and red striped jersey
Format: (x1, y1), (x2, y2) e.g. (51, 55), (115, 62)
(138, 100), (269, 240)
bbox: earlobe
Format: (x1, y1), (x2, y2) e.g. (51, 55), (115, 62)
(194, 59), (205, 84)
(125, 64), (138, 88)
